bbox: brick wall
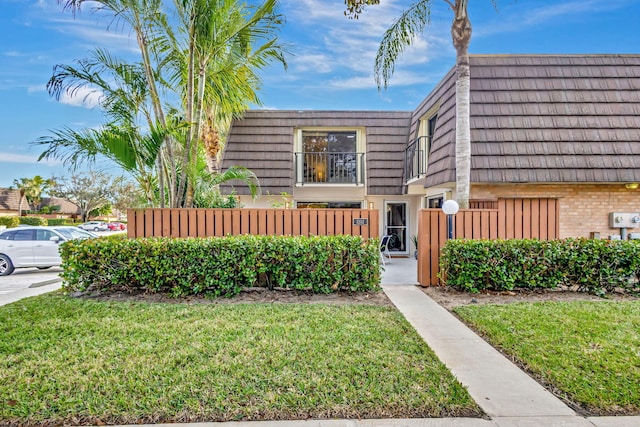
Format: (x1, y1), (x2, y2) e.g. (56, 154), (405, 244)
(472, 184), (640, 238)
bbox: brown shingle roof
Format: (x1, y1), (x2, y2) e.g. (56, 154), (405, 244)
(0, 188), (31, 212)
(422, 54), (640, 186)
(221, 110), (412, 195)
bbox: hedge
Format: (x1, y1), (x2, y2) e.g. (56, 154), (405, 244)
(46, 218), (68, 226)
(19, 216), (48, 226)
(0, 216), (20, 228)
(440, 238), (640, 295)
(60, 235), (381, 297)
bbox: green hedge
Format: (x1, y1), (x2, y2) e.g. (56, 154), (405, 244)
(0, 216), (20, 228)
(46, 218), (68, 226)
(60, 235), (381, 297)
(19, 216), (48, 226)
(440, 238), (640, 296)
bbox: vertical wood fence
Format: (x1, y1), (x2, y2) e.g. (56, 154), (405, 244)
(127, 208), (379, 239)
(418, 198), (559, 286)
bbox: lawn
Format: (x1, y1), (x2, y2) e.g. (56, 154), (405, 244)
(454, 300), (640, 415)
(0, 294), (481, 426)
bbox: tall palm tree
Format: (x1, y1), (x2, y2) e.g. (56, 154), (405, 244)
(162, 0), (286, 207)
(345, 0), (499, 209)
(48, 0), (286, 208)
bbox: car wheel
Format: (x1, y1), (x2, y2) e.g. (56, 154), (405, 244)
(0, 254), (15, 276)
(37, 266), (52, 270)
(93, 227), (99, 231)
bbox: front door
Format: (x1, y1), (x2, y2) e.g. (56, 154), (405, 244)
(384, 201), (408, 255)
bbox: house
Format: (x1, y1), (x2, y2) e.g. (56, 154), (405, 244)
(0, 188), (31, 216)
(221, 54), (640, 252)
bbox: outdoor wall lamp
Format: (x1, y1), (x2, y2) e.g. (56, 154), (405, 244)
(441, 200), (460, 240)
(368, 201), (374, 210)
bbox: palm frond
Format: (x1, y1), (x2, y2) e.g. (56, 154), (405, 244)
(374, 0), (433, 89)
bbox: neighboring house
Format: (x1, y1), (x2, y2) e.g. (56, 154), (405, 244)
(0, 188), (31, 216)
(40, 197), (82, 218)
(221, 54), (640, 251)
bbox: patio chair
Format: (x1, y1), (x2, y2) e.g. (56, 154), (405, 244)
(380, 235), (392, 265)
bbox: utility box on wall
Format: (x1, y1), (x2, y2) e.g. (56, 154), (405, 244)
(609, 212), (640, 228)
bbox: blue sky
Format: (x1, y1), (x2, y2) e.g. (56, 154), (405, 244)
(1, 0), (639, 188)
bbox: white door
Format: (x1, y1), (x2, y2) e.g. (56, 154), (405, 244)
(384, 201), (408, 255)
(34, 229), (62, 265)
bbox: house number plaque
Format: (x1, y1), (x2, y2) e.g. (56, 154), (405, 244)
(353, 218), (368, 226)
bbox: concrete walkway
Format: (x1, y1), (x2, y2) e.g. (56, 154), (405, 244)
(2, 260), (639, 427)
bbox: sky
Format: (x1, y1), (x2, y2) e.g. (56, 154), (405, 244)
(1, 0), (639, 188)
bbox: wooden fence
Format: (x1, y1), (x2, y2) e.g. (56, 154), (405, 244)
(418, 198), (559, 286)
(127, 208), (379, 239)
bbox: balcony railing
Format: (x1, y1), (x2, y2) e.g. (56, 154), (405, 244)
(295, 152), (364, 185)
(404, 136), (429, 182)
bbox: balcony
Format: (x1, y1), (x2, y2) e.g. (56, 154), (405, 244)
(295, 152), (365, 185)
(404, 136), (429, 183)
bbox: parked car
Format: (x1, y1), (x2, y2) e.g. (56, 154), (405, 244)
(0, 226), (97, 276)
(78, 221), (109, 232)
(107, 222), (126, 231)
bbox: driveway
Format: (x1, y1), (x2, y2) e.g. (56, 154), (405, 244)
(0, 267), (63, 306)
(0, 229), (125, 306)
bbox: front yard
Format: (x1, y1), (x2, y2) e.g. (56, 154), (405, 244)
(0, 294), (481, 426)
(454, 300), (640, 415)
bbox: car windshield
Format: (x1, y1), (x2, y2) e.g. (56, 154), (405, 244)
(54, 227), (97, 240)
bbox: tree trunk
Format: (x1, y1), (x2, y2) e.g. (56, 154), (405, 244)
(451, 0), (472, 209)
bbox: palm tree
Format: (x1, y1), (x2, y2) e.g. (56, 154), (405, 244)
(11, 176), (56, 214)
(46, 0), (286, 208)
(163, 0), (286, 207)
(345, 0), (497, 209)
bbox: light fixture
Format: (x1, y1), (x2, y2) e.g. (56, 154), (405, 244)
(441, 200), (460, 240)
(368, 201), (374, 210)
(625, 183), (639, 190)
(284, 202), (290, 209)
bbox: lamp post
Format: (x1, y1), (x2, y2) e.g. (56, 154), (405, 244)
(441, 200), (459, 240)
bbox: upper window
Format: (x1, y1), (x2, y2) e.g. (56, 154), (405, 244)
(295, 130), (364, 185)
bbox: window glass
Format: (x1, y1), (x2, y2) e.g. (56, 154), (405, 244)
(14, 229), (35, 241)
(0, 231), (16, 240)
(301, 131), (358, 184)
(36, 229), (56, 241)
(296, 202), (362, 209)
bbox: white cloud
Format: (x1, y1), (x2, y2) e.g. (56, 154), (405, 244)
(27, 85), (46, 94)
(279, 0), (455, 90)
(58, 85), (104, 109)
(1, 153), (61, 166)
(291, 53), (334, 73)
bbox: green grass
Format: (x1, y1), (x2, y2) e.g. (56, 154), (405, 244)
(0, 294), (481, 426)
(454, 301), (640, 415)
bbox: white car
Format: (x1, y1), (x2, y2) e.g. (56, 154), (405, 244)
(78, 221), (109, 232)
(0, 226), (97, 276)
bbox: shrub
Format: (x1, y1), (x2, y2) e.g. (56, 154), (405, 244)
(19, 216), (48, 226)
(0, 216), (20, 228)
(440, 238), (640, 295)
(60, 235), (381, 297)
(47, 218), (68, 226)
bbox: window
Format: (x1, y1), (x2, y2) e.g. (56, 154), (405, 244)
(426, 195), (443, 209)
(14, 229), (35, 241)
(405, 112), (438, 182)
(36, 229), (56, 241)
(295, 129), (364, 185)
(0, 230), (16, 240)
(296, 201), (362, 209)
